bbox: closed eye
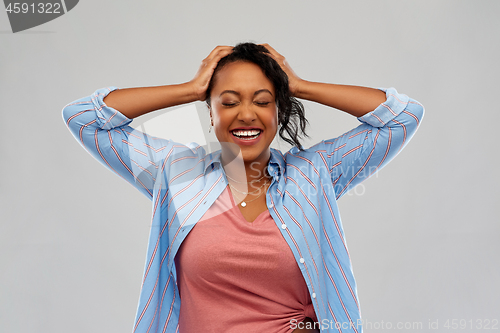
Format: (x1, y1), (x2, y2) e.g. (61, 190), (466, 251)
(255, 102), (270, 106)
(222, 102), (239, 107)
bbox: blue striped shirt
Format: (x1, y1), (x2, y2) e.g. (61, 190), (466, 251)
(62, 86), (424, 333)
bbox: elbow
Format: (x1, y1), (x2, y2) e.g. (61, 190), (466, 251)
(61, 104), (74, 128)
(62, 98), (89, 128)
(408, 98), (425, 128)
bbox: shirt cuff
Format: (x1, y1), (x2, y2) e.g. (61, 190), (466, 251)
(91, 86), (133, 130)
(357, 87), (409, 128)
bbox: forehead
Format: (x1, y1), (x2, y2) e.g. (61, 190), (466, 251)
(212, 61), (275, 94)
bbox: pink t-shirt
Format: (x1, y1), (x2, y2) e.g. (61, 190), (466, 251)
(174, 187), (317, 333)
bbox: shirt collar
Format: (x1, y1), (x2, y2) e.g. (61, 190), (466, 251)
(203, 150), (222, 173)
(268, 148), (285, 177)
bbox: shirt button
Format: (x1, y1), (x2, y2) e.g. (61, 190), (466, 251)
(312, 293), (316, 299)
(268, 203), (274, 208)
(299, 258), (305, 264)
(281, 224), (287, 229)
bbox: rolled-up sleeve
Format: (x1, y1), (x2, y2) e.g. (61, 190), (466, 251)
(315, 87), (424, 199)
(62, 87), (172, 199)
(358, 87), (411, 127)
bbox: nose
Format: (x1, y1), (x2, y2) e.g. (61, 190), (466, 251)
(237, 102), (257, 123)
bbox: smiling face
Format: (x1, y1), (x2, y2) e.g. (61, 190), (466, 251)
(209, 61), (278, 166)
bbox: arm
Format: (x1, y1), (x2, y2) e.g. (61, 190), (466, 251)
(262, 43), (386, 117)
(294, 82), (386, 118)
(263, 44), (424, 198)
(323, 88), (424, 199)
(62, 46), (233, 198)
(102, 83), (199, 119)
(62, 87), (170, 199)
(102, 46), (233, 119)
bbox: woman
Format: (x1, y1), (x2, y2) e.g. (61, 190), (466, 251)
(62, 43), (424, 333)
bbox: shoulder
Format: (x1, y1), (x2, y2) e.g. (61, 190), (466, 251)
(160, 141), (216, 173)
(277, 145), (331, 177)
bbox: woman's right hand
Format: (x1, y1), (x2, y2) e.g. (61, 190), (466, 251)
(189, 45), (233, 101)
(101, 46), (232, 119)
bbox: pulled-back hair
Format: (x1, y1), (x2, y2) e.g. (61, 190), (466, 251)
(205, 43), (308, 150)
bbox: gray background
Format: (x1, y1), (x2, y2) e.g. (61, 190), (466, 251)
(1, 1), (499, 332)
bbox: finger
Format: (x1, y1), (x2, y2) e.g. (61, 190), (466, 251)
(259, 43), (282, 59)
(203, 48), (233, 72)
(205, 45), (230, 58)
(205, 45), (233, 62)
(211, 47), (233, 62)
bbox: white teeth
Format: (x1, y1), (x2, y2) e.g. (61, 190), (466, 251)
(232, 129), (261, 137)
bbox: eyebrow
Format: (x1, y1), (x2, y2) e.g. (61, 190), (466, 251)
(219, 89), (274, 97)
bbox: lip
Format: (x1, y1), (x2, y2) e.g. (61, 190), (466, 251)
(230, 126), (263, 131)
(230, 127), (263, 146)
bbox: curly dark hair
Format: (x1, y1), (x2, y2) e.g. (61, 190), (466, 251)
(205, 43), (308, 150)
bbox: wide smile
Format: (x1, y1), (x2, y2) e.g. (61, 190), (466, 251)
(230, 129), (263, 145)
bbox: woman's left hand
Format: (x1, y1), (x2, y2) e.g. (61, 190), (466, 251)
(261, 43), (304, 97)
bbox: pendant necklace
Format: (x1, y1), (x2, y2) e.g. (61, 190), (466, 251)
(225, 175), (270, 208)
(231, 185), (268, 207)
(226, 174), (267, 207)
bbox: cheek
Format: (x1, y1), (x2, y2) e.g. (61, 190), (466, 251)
(268, 108), (279, 130)
(211, 109), (226, 126)
(212, 110), (232, 140)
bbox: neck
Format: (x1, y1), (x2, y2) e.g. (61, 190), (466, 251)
(221, 151), (270, 184)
